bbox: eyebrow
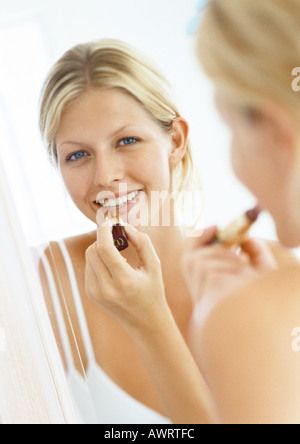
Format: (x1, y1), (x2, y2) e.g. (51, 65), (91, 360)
(57, 124), (139, 149)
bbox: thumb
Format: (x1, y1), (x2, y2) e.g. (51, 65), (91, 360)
(191, 226), (219, 250)
(241, 238), (277, 270)
(125, 225), (161, 273)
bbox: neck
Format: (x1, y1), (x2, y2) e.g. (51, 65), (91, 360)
(141, 224), (186, 263)
(123, 198), (187, 264)
(119, 221), (187, 280)
(140, 224), (193, 331)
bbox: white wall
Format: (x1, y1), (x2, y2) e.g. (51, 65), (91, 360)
(0, 0), (278, 246)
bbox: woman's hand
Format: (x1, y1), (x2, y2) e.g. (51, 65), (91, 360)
(85, 222), (168, 332)
(86, 222), (216, 424)
(182, 226), (278, 307)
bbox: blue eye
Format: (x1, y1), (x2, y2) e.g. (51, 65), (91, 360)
(119, 138), (138, 146)
(67, 151), (87, 161)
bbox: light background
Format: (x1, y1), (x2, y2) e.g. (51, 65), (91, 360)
(0, 0), (283, 249)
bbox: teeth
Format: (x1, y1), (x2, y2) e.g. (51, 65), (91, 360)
(98, 191), (139, 208)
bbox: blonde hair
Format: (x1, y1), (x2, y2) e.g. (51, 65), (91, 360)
(196, 0), (300, 117)
(39, 38), (194, 195)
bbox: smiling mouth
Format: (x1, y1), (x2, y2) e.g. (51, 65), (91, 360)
(95, 190), (141, 210)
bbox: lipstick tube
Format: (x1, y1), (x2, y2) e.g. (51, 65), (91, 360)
(113, 223), (129, 251)
(106, 209), (129, 252)
(211, 206), (261, 247)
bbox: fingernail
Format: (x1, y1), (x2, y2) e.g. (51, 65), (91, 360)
(125, 224), (137, 232)
(100, 219), (114, 228)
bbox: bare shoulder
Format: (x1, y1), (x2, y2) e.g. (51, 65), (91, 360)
(38, 230), (97, 269)
(236, 263), (296, 306)
(36, 231), (97, 373)
(195, 265), (300, 340)
(191, 265), (300, 424)
(211, 264), (299, 323)
(63, 230), (97, 258)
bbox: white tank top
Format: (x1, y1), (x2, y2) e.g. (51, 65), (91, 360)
(38, 240), (171, 425)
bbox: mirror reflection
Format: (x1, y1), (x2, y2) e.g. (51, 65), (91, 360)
(1, 0), (298, 425)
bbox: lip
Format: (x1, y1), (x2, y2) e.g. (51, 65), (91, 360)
(95, 189), (142, 203)
(94, 190), (143, 215)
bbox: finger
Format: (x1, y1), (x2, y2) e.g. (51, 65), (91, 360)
(86, 243), (112, 284)
(184, 256), (250, 280)
(85, 244), (118, 306)
(185, 261), (255, 305)
(125, 225), (160, 274)
(266, 241), (299, 267)
(204, 267), (256, 295)
(182, 245), (250, 280)
(182, 244), (242, 272)
(96, 224), (131, 279)
(241, 238), (277, 270)
(85, 254), (100, 297)
(190, 226), (219, 250)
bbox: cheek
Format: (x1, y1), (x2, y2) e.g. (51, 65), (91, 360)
(230, 124), (266, 195)
(230, 137), (253, 185)
(231, 140), (269, 205)
(153, 154), (171, 190)
(60, 168), (90, 205)
(230, 130), (284, 217)
(134, 144), (171, 190)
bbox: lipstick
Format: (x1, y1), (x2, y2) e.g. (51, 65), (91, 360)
(106, 209), (129, 252)
(211, 206), (261, 247)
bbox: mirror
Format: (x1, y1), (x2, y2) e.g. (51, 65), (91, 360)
(0, 0), (280, 424)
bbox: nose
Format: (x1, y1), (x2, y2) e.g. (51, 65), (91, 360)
(92, 151), (125, 187)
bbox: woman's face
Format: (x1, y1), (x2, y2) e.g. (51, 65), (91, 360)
(215, 92), (300, 247)
(56, 88), (175, 228)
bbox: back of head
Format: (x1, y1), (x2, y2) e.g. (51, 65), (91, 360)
(197, 0), (300, 117)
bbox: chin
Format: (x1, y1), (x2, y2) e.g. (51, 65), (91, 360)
(276, 223), (300, 249)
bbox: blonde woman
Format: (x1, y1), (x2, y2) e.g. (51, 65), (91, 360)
(183, 0), (300, 424)
(38, 39), (213, 424)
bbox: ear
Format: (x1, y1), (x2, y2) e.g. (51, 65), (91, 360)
(169, 116), (189, 166)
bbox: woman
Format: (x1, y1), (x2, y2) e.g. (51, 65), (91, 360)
(38, 39), (213, 424)
(183, 0), (300, 424)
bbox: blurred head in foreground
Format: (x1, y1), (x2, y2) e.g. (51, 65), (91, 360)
(197, 0), (300, 247)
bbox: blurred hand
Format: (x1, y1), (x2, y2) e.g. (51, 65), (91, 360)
(182, 226), (277, 306)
